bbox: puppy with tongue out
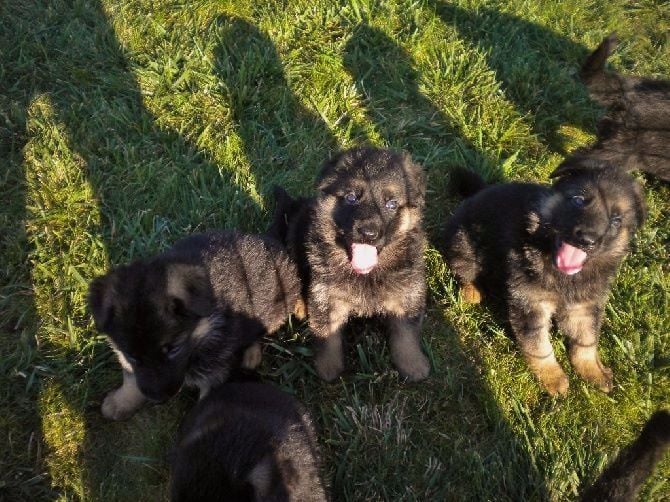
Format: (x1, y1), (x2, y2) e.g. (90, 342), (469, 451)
(443, 157), (646, 397)
(273, 147), (430, 383)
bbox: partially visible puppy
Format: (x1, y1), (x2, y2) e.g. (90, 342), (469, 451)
(581, 410), (670, 502)
(88, 231), (302, 420)
(170, 374), (327, 502)
(444, 158), (645, 395)
(274, 147), (430, 382)
(581, 33), (670, 181)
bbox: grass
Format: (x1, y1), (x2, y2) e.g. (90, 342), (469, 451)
(0, 0), (668, 499)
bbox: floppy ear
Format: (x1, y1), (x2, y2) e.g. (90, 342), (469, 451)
(88, 273), (117, 332)
(166, 264), (215, 319)
(400, 152), (426, 208)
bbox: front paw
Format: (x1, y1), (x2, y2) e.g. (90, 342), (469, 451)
(241, 343), (262, 370)
(574, 360), (613, 393)
(533, 363), (569, 396)
(394, 351), (430, 382)
(101, 387), (145, 421)
(315, 350), (344, 382)
(461, 283), (482, 304)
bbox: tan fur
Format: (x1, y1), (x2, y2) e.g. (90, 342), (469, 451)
(461, 283), (482, 304)
(241, 343), (263, 370)
(101, 369), (147, 420)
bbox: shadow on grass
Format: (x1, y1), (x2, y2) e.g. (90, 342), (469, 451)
(0, 1), (266, 499)
(426, 1), (597, 152)
(212, 15), (339, 195)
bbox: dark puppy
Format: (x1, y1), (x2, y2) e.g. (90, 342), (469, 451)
(581, 410), (670, 501)
(444, 158), (645, 395)
(581, 33), (670, 181)
(170, 376), (327, 502)
(275, 147), (430, 382)
(88, 231), (302, 420)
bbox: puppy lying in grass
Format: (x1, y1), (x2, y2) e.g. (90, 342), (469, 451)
(581, 33), (670, 181)
(88, 231), (302, 420)
(272, 147), (430, 382)
(170, 374), (327, 502)
(443, 157), (645, 396)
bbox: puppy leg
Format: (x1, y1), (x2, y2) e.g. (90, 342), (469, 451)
(510, 302), (569, 396)
(445, 228), (482, 303)
(102, 369), (147, 420)
(241, 342), (263, 370)
(387, 314), (430, 381)
(309, 299), (349, 382)
(558, 302), (613, 393)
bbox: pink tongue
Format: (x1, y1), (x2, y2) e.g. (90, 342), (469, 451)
(555, 242), (587, 275)
(350, 243), (378, 274)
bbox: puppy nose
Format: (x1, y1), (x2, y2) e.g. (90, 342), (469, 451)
(357, 225), (379, 241)
(574, 228), (597, 247)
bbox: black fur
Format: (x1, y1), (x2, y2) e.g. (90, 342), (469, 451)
(581, 33), (670, 181)
(170, 379), (327, 502)
(443, 159), (645, 395)
(88, 231), (301, 420)
(581, 410), (670, 501)
(274, 147), (430, 382)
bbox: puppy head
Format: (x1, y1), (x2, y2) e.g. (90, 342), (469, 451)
(89, 259), (215, 401)
(316, 146), (425, 274)
(546, 158), (646, 275)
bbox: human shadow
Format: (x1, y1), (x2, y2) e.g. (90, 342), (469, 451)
(0, 1), (262, 499)
(342, 25), (549, 499)
(342, 24), (503, 239)
(426, 1), (598, 151)
(212, 15), (339, 195)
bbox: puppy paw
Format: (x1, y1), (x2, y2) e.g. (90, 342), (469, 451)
(536, 366), (570, 397)
(101, 387), (144, 421)
(574, 360), (613, 393)
(461, 283), (482, 304)
(396, 352), (430, 382)
(293, 298), (307, 320)
(315, 352), (344, 382)
(241, 343), (263, 370)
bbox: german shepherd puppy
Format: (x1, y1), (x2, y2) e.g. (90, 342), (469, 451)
(443, 158), (646, 395)
(581, 410), (670, 501)
(88, 231), (302, 420)
(581, 33), (670, 181)
(273, 147), (430, 382)
(170, 375), (327, 502)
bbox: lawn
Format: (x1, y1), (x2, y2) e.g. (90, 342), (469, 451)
(1, 0), (668, 500)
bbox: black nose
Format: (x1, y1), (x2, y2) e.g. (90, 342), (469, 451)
(573, 228), (597, 247)
(357, 225), (379, 241)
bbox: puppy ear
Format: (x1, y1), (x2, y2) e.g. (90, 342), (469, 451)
(315, 151), (344, 193)
(166, 264), (214, 319)
(88, 273), (117, 332)
(400, 152), (426, 208)
(549, 154), (610, 179)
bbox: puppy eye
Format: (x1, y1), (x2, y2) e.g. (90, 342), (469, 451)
(163, 344), (182, 359)
(571, 195), (586, 208)
(610, 215), (622, 228)
(385, 199), (398, 210)
(344, 192), (358, 205)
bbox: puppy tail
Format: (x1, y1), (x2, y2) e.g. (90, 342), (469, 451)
(449, 167), (488, 198)
(581, 410), (670, 502)
(266, 185), (298, 244)
(581, 33), (619, 83)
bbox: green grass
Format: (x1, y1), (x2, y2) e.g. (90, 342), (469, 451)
(1, 0), (668, 500)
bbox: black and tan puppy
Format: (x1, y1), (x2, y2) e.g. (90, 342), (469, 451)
(170, 375), (327, 502)
(581, 410), (670, 501)
(88, 231), (302, 420)
(581, 33), (670, 181)
(444, 157), (645, 395)
(274, 147), (430, 382)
